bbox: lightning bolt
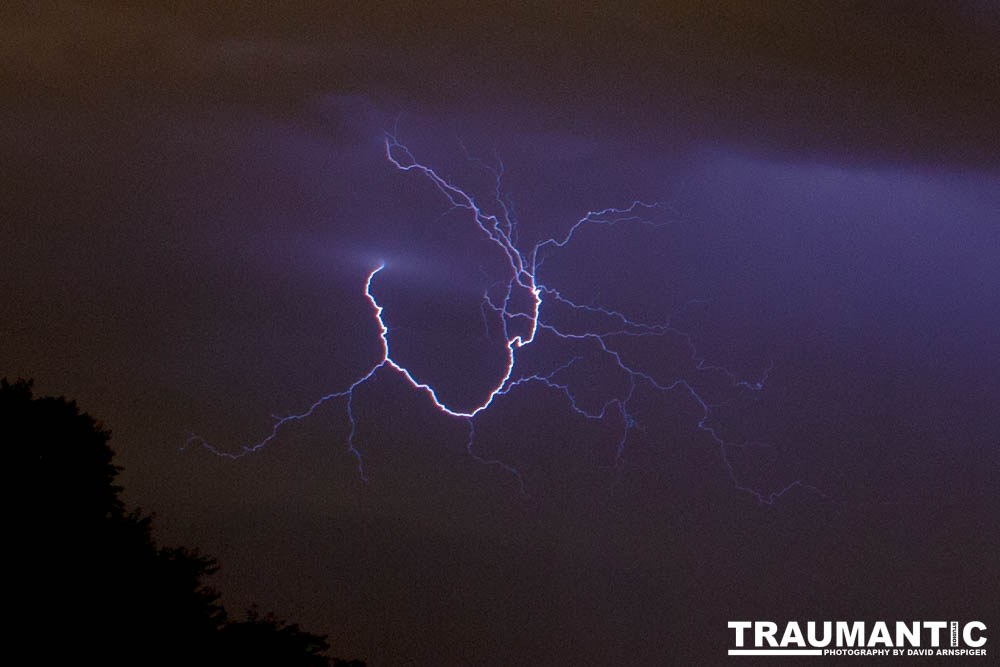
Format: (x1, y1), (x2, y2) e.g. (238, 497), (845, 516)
(187, 131), (829, 504)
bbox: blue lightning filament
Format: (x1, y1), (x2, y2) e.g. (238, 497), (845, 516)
(188, 134), (828, 504)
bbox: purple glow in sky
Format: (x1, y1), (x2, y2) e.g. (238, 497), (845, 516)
(189, 133), (831, 505)
(2, 3), (997, 664)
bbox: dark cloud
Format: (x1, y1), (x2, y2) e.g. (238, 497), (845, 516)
(5, 1), (999, 166)
(2, 4), (997, 665)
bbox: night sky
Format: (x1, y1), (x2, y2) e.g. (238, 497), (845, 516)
(3, 2), (998, 664)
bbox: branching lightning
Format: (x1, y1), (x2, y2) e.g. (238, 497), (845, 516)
(187, 132), (827, 504)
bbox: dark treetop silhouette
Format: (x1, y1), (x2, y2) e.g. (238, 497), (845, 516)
(4, 378), (364, 666)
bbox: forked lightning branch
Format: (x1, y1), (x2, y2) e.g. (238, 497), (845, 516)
(190, 132), (829, 504)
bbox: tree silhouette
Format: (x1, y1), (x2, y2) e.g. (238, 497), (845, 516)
(221, 606), (339, 666)
(4, 378), (363, 666)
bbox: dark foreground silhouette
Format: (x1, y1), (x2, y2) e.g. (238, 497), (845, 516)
(5, 378), (364, 666)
